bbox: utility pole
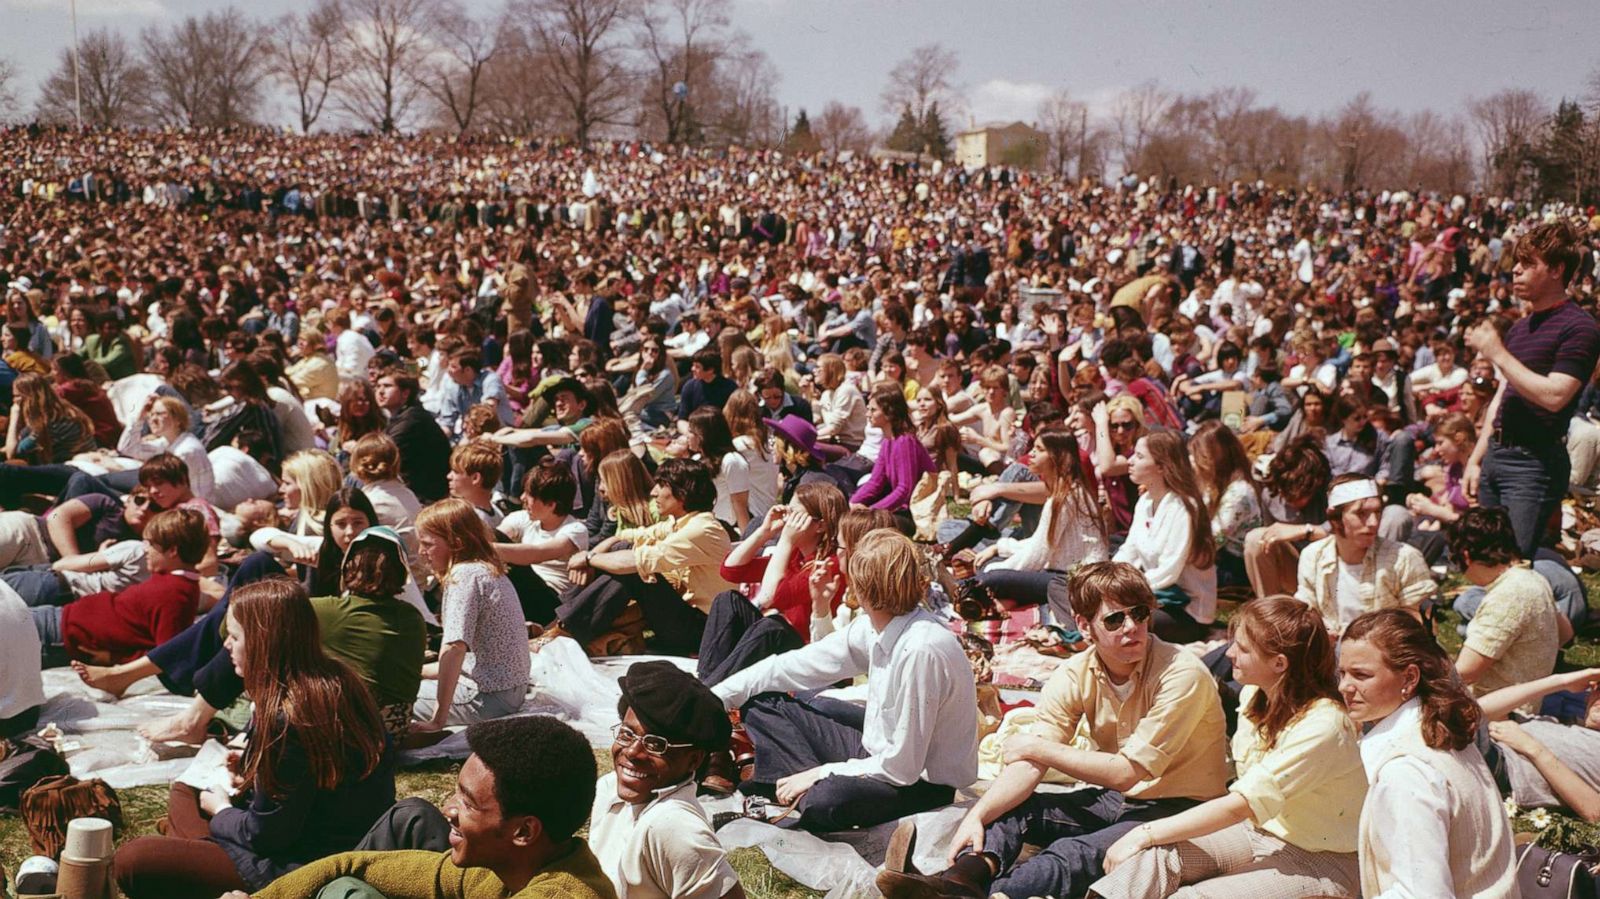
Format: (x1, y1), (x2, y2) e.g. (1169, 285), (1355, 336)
(70, 0), (83, 129)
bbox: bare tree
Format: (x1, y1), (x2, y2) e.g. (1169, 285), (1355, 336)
(424, 0), (504, 134)
(140, 9), (268, 127)
(697, 43), (781, 147)
(1037, 89), (1107, 178)
(0, 57), (19, 120)
(880, 43), (959, 123)
(475, 22), (561, 135)
(1202, 86), (1257, 180)
(1469, 88), (1548, 197)
(36, 29), (150, 128)
(814, 100), (870, 155)
(638, 0), (729, 144)
(526, 0), (636, 145)
(1317, 93), (1406, 191)
(1112, 81), (1171, 174)
(268, 1), (350, 133)
(339, 0), (435, 133)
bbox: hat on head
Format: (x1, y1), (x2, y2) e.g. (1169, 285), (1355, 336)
(343, 525), (406, 564)
(766, 414), (821, 463)
(6, 277), (32, 294)
(616, 661), (730, 750)
(544, 376), (593, 409)
(1361, 338), (1399, 358)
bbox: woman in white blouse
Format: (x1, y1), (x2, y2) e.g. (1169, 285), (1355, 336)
(809, 353), (867, 460)
(972, 428), (1106, 632)
(115, 395), (216, 504)
(1338, 609), (1518, 899)
(678, 405), (753, 533)
(1114, 429), (1217, 642)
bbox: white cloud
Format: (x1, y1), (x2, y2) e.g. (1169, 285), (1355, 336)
(967, 78), (1054, 129)
(3, 0), (166, 16)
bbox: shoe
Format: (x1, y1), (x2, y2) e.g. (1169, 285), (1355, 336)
(875, 869), (985, 899)
(698, 750), (737, 797)
(882, 819), (919, 875)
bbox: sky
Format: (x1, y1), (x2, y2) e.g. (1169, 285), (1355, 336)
(1, 0), (1596, 131)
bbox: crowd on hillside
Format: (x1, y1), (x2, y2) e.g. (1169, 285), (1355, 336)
(2, 123), (1600, 899)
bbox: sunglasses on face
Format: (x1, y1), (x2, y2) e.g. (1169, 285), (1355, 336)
(1109, 421), (1138, 432)
(611, 724), (693, 756)
(1099, 604), (1152, 632)
(130, 493), (162, 511)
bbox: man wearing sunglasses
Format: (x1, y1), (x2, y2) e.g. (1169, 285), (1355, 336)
(588, 661), (743, 899)
(879, 561), (1227, 899)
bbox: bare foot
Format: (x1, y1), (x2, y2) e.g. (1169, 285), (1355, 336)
(73, 661), (144, 699)
(138, 712), (210, 745)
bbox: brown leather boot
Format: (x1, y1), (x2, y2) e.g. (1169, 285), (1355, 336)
(698, 750), (738, 797)
(876, 853), (992, 899)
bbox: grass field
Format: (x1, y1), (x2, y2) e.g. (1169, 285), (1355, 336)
(3, 569), (1598, 897)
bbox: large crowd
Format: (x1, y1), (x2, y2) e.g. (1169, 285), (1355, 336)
(2, 122), (1600, 899)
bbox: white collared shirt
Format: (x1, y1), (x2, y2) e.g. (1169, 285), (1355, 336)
(713, 608), (979, 789)
(588, 773), (739, 899)
(1359, 699), (1455, 899)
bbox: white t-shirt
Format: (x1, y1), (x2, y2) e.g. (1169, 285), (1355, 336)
(64, 539), (148, 596)
(733, 435), (780, 527)
(208, 446), (279, 512)
(1335, 558), (1365, 631)
(711, 451), (751, 528)
(498, 512), (589, 594)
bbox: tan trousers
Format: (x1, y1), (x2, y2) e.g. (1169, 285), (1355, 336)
(1243, 527), (1301, 599)
(1089, 822), (1359, 899)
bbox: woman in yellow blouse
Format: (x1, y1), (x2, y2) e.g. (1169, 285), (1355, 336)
(1090, 595), (1366, 899)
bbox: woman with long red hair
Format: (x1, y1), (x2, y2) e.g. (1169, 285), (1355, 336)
(114, 578), (394, 899)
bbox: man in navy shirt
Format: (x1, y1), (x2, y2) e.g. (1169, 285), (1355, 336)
(677, 348), (736, 420)
(1466, 219), (1600, 556)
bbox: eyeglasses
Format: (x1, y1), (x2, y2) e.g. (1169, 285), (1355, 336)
(610, 724), (693, 756)
(130, 494), (163, 511)
(1099, 604), (1152, 632)
(1109, 421), (1138, 432)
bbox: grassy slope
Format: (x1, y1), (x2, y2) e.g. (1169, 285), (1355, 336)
(4, 570), (1597, 897)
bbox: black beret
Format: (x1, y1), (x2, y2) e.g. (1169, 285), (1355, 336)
(616, 661), (731, 751)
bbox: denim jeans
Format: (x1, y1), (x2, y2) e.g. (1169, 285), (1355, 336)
(978, 788), (1199, 899)
(1478, 441), (1569, 558)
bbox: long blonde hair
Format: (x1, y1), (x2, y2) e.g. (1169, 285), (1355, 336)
(14, 374), (93, 461)
(282, 449), (343, 521)
(416, 498), (505, 578)
(597, 450), (657, 530)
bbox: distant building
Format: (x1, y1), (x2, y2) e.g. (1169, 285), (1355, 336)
(954, 121), (1048, 169)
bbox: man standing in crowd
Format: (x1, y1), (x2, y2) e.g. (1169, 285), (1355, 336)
(1467, 219), (1600, 555)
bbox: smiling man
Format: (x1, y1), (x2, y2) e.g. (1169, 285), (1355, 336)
(244, 716), (615, 899)
(588, 661), (744, 899)
(877, 561), (1227, 899)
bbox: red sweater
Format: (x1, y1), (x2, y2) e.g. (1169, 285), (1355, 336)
(61, 572), (199, 663)
(719, 552), (843, 641)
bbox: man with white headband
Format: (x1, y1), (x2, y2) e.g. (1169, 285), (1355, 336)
(1295, 474), (1435, 634)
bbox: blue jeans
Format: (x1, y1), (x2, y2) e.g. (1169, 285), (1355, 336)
(32, 604), (68, 667)
(3, 565), (69, 607)
(978, 788), (1199, 899)
(1479, 441), (1569, 558)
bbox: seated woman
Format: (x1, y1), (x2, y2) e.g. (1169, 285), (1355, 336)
(1190, 421), (1261, 589)
(1480, 668), (1600, 823)
(1339, 609), (1518, 898)
(1091, 596), (1366, 899)
(699, 481), (848, 686)
(1242, 435), (1332, 598)
(672, 405), (754, 534)
(203, 361), (284, 476)
(850, 384), (937, 515)
(412, 498), (531, 733)
(113, 578), (395, 899)
(0, 373), (99, 505)
(969, 428), (1106, 626)
(248, 449), (344, 562)
(1385, 413), (1474, 557)
(102, 394), (216, 503)
(1114, 430), (1218, 643)
(347, 433), (422, 556)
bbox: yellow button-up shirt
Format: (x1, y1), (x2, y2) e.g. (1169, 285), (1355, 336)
(1230, 690), (1368, 853)
(619, 511), (733, 613)
(1029, 637), (1228, 801)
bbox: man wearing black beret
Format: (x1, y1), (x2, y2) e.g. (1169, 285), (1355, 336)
(588, 661), (745, 899)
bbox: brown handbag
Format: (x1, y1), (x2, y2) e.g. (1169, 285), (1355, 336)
(20, 775), (123, 860)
